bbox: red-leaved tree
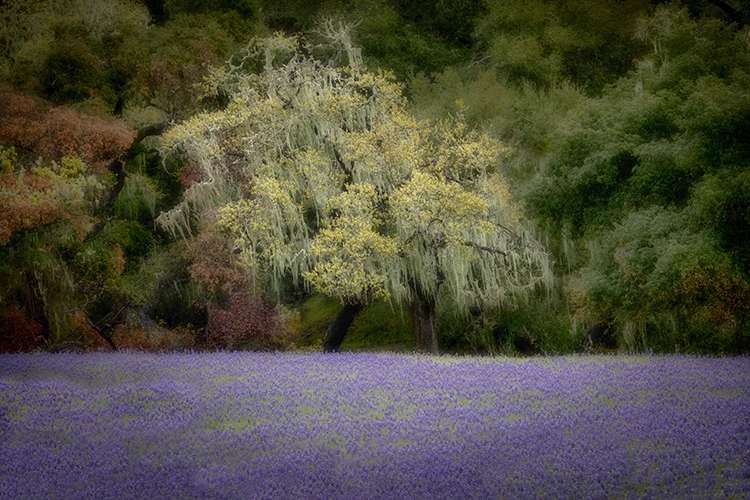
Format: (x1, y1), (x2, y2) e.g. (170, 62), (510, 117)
(0, 85), (135, 166)
(185, 221), (289, 350)
(0, 303), (43, 352)
(207, 293), (279, 350)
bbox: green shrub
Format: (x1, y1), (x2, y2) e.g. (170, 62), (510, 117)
(113, 172), (164, 222)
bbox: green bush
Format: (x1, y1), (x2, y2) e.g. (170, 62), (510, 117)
(102, 220), (155, 264)
(342, 301), (412, 350)
(41, 33), (104, 103)
(113, 172), (164, 222)
(474, 0), (649, 93)
(567, 208), (749, 353)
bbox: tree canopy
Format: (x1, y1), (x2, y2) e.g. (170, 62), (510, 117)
(158, 29), (550, 353)
(525, 6), (750, 351)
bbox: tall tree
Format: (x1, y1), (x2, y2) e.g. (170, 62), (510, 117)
(158, 28), (550, 353)
(527, 6), (750, 352)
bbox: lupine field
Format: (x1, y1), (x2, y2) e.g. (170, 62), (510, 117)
(0, 352), (749, 500)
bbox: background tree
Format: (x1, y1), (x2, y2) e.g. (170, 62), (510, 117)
(0, 148), (110, 347)
(0, 82), (198, 351)
(0, 0), (151, 106)
(473, 0), (650, 94)
(525, 6), (750, 352)
(159, 30), (551, 353)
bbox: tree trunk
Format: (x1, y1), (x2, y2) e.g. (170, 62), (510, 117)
(411, 296), (439, 354)
(90, 323), (118, 352)
(322, 302), (362, 353)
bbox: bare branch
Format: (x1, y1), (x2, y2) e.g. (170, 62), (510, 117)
(442, 168), (464, 186)
(463, 240), (516, 275)
(463, 240), (510, 258)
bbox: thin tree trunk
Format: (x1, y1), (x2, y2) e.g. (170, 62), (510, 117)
(410, 296), (438, 354)
(90, 323), (118, 352)
(322, 302), (362, 353)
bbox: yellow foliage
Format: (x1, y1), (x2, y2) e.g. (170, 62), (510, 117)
(391, 171), (494, 244)
(168, 33), (548, 308)
(0, 146), (17, 175)
(304, 185), (399, 302)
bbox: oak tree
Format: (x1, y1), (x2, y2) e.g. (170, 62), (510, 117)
(159, 29), (550, 353)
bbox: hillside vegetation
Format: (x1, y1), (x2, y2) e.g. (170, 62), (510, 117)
(1, 0), (748, 354)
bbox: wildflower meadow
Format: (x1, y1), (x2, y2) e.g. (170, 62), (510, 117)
(1, 352), (748, 500)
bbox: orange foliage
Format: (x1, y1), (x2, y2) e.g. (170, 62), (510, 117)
(67, 311), (101, 346)
(112, 243), (126, 276)
(0, 304), (43, 352)
(673, 263), (750, 328)
(0, 85), (135, 166)
(0, 173), (63, 244)
(185, 225), (249, 296)
(107, 324), (196, 352)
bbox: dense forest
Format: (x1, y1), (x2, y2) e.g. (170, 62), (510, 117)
(1, 0), (748, 355)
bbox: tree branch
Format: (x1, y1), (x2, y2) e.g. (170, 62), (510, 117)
(441, 168), (463, 185)
(67, 301), (121, 352)
(330, 144), (354, 186)
(134, 119), (172, 145)
(463, 240), (516, 275)
(463, 240), (510, 257)
(402, 219), (444, 247)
